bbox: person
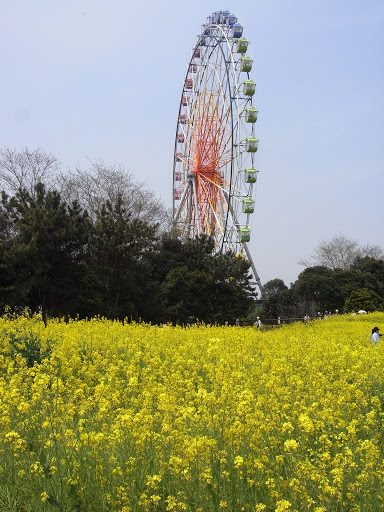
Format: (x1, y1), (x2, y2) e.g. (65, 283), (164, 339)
(370, 326), (383, 344)
(254, 317), (262, 329)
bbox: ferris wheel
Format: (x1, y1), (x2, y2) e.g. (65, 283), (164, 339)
(172, 10), (262, 292)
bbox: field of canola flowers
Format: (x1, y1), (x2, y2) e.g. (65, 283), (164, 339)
(1, 313), (384, 512)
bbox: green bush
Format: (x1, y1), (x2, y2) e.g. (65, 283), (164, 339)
(8, 331), (52, 367)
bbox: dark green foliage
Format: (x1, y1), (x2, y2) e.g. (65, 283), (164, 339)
(0, 184), (256, 324)
(90, 196), (157, 319)
(344, 288), (384, 313)
(139, 234), (256, 324)
(262, 278), (288, 299)
(0, 183), (93, 316)
(209, 251), (256, 324)
(293, 266), (334, 302)
(261, 287), (298, 319)
(261, 258), (384, 320)
(8, 331), (52, 367)
(350, 257), (384, 297)
(163, 265), (213, 323)
(5, 168), (382, 324)
(1, 150), (382, 324)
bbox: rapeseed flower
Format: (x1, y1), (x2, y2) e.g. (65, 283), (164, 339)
(0, 312), (384, 510)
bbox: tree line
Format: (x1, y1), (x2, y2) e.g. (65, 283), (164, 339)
(0, 147), (255, 324)
(1, 147), (383, 324)
(261, 234), (384, 320)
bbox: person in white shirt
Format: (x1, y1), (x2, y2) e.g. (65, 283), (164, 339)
(371, 326), (383, 344)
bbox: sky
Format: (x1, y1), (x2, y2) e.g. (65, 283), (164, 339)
(1, 0), (383, 287)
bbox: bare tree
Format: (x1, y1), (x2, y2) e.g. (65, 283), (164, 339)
(0, 149), (172, 230)
(0, 147), (60, 196)
(57, 160), (172, 231)
(360, 243), (384, 261)
(299, 233), (384, 270)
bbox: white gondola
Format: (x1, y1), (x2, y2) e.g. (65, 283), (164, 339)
(185, 78), (193, 90)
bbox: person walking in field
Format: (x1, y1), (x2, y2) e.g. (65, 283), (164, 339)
(254, 317), (262, 329)
(370, 326), (383, 344)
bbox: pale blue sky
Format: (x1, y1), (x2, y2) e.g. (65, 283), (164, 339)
(1, 0), (383, 285)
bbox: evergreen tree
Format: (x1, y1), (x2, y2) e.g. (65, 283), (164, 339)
(90, 195), (157, 319)
(0, 183), (93, 316)
(142, 234), (255, 324)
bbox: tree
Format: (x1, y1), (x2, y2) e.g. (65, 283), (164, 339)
(140, 234), (256, 324)
(0, 202), (15, 307)
(90, 195), (157, 319)
(260, 278), (297, 321)
(0, 183), (94, 316)
(261, 278), (288, 298)
(350, 257), (384, 298)
(299, 233), (384, 270)
(58, 160), (171, 231)
(209, 252), (256, 324)
(259, 252), (384, 321)
(292, 266), (342, 314)
(163, 265), (214, 324)
(261, 288), (298, 319)
(0, 147), (60, 197)
(332, 269), (362, 307)
(344, 288), (384, 313)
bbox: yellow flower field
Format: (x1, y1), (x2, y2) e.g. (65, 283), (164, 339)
(0, 312), (384, 512)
